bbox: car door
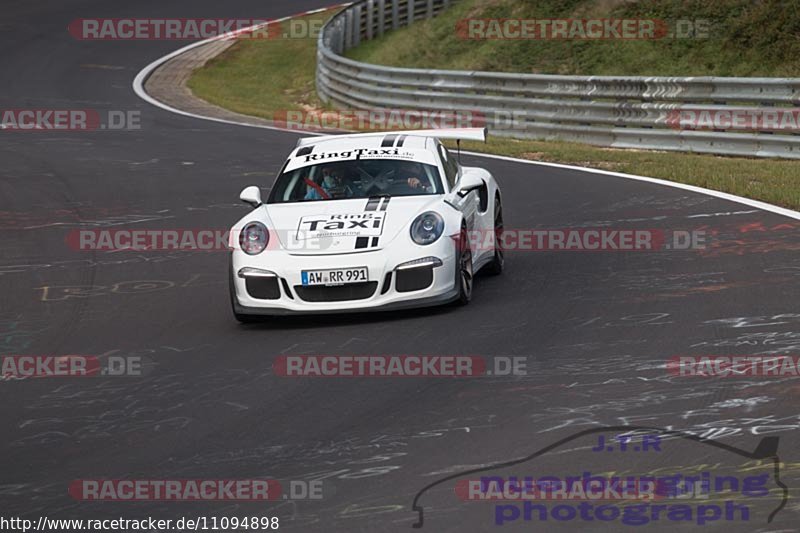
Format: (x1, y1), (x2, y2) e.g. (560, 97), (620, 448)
(439, 143), (477, 228)
(439, 143), (493, 263)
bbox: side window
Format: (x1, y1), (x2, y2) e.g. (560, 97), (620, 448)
(438, 144), (459, 189)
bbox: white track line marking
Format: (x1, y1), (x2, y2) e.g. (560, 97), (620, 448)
(462, 151), (800, 221)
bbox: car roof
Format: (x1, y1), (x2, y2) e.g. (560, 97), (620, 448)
(284, 133), (439, 172)
(294, 132), (431, 154)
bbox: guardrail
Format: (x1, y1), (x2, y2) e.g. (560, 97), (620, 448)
(317, 0), (800, 159)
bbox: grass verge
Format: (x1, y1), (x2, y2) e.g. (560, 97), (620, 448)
(187, 12), (331, 120)
(346, 0), (800, 77)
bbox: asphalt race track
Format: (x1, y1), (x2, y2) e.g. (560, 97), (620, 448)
(2, 1), (800, 532)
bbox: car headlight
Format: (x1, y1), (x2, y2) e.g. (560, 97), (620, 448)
(410, 212), (444, 245)
(239, 222), (269, 255)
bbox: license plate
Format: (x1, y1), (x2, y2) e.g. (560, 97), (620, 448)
(301, 267), (368, 286)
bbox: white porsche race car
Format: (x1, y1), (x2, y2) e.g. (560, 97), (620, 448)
(229, 128), (503, 321)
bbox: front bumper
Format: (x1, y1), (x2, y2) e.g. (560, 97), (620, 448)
(230, 238), (458, 315)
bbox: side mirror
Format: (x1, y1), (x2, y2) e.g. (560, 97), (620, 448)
(239, 186), (262, 208)
(456, 173), (484, 198)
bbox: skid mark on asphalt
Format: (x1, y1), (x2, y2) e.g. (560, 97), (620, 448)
(35, 274), (223, 301)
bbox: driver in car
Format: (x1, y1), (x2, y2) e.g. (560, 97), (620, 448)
(304, 165), (351, 200)
(399, 162), (433, 194)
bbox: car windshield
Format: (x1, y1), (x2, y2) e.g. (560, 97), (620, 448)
(267, 159), (444, 204)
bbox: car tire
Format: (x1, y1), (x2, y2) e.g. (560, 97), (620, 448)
(456, 224), (473, 305)
(486, 195), (504, 275)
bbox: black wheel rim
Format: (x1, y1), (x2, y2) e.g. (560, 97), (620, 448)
(494, 200), (504, 264)
(460, 231), (473, 297)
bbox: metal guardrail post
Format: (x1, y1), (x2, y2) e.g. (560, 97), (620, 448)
(352, 3), (362, 47)
(344, 9), (354, 50)
(337, 18), (346, 54)
(391, 0), (399, 30)
(377, 0), (386, 36)
(366, 0), (374, 40)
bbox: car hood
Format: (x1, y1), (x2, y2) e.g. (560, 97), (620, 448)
(264, 196), (442, 255)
